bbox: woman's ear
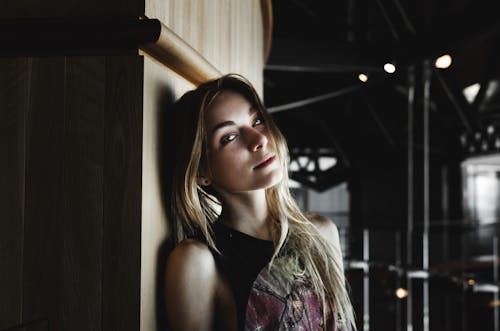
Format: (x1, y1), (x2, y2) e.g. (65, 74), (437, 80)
(197, 175), (211, 187)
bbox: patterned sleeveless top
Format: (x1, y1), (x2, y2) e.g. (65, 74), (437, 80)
(214, 222), (345, 331)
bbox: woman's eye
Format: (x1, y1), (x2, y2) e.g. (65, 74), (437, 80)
(221, 134), (237, 145)
(253, 118), (264, 126)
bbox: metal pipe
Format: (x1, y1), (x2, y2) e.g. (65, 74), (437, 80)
(366, 102), (396, 147)
(375, 0), (400, 40)
(363, 229), (370, 331)
(347, 0), (356, 42)
(434, 70), (473, 133)
(441, 166), (449, 261)
(406, 65), (415, 331)
(396, 231), (402, 331)
(494, 236), (499, 331)
(391, 0), (416, 34)
(267, 82), (371, 113)
(422, 59), (432, 331)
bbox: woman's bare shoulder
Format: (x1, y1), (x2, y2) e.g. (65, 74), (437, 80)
(167, 238), (216, 274)
(306, 212), (339, 237)
(165, 239), (220, 330)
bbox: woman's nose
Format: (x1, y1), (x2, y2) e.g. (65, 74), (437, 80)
(246, 127), (268, 152)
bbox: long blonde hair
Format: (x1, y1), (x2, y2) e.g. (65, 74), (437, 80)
(168, 74), (356, 329)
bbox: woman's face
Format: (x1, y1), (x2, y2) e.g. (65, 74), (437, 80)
(201, 90), (283, 194)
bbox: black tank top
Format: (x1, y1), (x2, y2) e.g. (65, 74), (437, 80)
(212, 222), (343, 331)
(213, 222), (274, 330)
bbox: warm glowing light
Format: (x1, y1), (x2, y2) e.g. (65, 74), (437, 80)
(435, 54), (452, 69)
(384, 63), (396, 74)
(358, 73), (368, 82)
(489, 300), (500, 308)
(395, 288), (408, 299)
(467, 278), (476, 286)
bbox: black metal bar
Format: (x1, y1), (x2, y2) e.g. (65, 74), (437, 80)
(375, 0), (400, 40)
(434, 69), (475, 133)
(391, 0), (416, 35)
(365, 101), (396, 147)
(267, 77), (387, 113)
(0, 17), (161, 56)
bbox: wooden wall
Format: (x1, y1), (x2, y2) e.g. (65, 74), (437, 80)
(141, 1), (265, 330)
(0, 57), (144, 331)
(0, 1), (265, 331)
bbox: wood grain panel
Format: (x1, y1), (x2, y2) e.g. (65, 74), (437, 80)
(140, 1), (266, 330)
(145, 0), (264, 94)
(102, 55), (143, 331)
(61, 57), (105, 331)
(0, 58), (28, 330)
(140, 57), (177, 331)
(22, 57), (66, 331)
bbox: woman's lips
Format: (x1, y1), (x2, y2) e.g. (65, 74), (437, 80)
(254, 155), (276, 169)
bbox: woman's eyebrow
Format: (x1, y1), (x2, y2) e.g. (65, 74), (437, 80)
(212, 120), (235, 134)
(211, 107), (257, 134)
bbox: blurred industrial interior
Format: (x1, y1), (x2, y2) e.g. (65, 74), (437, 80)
(264, 0), (500, 330)
(1, 0), (499, 330)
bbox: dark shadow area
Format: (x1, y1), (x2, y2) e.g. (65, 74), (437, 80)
(1, 319), (49, 331)
(154, 84), (177, 331)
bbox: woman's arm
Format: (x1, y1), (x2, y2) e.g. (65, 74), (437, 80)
(165, 239), (218, 331)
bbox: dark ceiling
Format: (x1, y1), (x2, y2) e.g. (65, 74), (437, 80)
(264, 0), (500, 190)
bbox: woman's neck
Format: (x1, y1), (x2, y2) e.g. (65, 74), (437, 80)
(219, 189), (271, 240)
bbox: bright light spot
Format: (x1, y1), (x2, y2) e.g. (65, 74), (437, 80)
(298, 156), (309, 167)
(318, 157), (337, 171)
(395, 288), (408, 299)
(384, 63), (396, 74)
(460, 134), (467, 146)
(435, 54), (452, 69)
(487, 125), (494, 135)
(358, 73), (368, 82)
(489, 300), (500, 307)
(463, 83), (480, 104)
(468, 278), (476, 286)
(289, 160), (299, 172)
(307, 161), (315, 172)
(288, 178), (301, 188)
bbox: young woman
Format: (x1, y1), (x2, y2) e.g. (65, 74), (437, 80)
(164, 74), (356, 331)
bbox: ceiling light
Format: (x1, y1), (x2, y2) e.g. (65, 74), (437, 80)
(318, 157), (337, 171)
(467, 278), (476, 286)
(395, 288), (408, 299)
(289, 160), (300, 172)
(463, 83), (480, 104)
(383, 63), (396, 74)
(298, 156), (309, 167)
(358, 73), (368, 82)
(435, 54), (452, 69)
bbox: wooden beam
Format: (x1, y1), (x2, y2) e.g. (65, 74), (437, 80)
(0, 17), (222, 85)
(139, 19), (221, 85)
(260, 0), (273, 63)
